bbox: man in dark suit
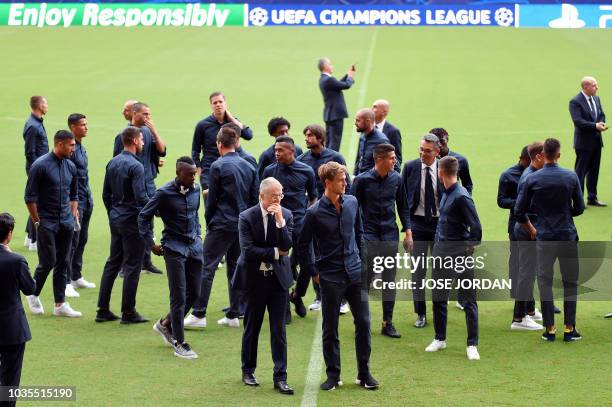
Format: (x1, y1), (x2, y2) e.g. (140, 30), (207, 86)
(233, 178), (294, 395)
(0, 213), (36, 407)
(570, 76), (608, 206)
(431, 128), (473, 195)
(372, 99), (403, 167)
(401, 134), (444, 328)
(318, 58), (355, 152)
(515, 138), (584, 342)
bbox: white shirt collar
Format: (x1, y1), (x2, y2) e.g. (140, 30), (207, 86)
(376, 120), (386, 131)
(260, 203), (271, 218)
(322, 72), (332, 77)
(581, 91), (593, 101)
(421, 160), (437, 171)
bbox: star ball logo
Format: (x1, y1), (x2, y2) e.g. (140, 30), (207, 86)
(249, 7), (268, 26)
(494, 7), (514, 27)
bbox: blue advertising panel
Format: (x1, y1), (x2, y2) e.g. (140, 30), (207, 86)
(519, 3), (612, 27)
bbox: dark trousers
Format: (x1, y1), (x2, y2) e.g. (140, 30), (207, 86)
(97, 223), (144, 313)
(320, 278), (371, 380)
(431, 259), (479, 346)
(574, 147), (601, 202)
(192, 228), (241, 319)
(0, 343), (25, 407)
(25, 218), (36, 243)
(365, 239), (397, 323)
(68, 203), (93, 282)
(141, 219), (155, 269)
(241, 272), (288, 382)
(291, 223), (314, 298)
(411, 216), (438, 316)
(325, 119), (344, 152)
(33, 225), (73, 303)
(163, 249), (203, 344)
(514, 223), (537, 319)
(537, 241), (579, 328)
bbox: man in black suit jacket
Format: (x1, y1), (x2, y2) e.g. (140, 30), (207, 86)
(570, 76), (608, 206)
(0, 213), (36, 405)
(233, 178), (295, 395)
(373, 99), (403, 167)
(318, 57), (355, 152)
(401, 134), (445, 328)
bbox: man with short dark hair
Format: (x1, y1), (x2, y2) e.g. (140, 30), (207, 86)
(351, 143), (410, 338)
(372, 99), (403, 167)
(140, 157), (203, 359)
(185, 127), (258, 329)
(223, 123), (258, 170)
(257, 117), (303, 179)
(97, 127), (149, 324)
(431, 127), (473, 195)
(426, 155), (481, 360)
(23, 95), (49, 251)
(66, 113), (96, 294)
(25, 130), (81, 318)
(354, 109), (390, 175)
(515, 138), (584, 342)
(570, 76), (608, 207)
(192, 92), (253, 192)
(0, 213), (36, 405)
(299, 161), (378, 391)
(318, 58), (355, 151)
(401, 134), (444, 328)
(262, 136), (317, 320)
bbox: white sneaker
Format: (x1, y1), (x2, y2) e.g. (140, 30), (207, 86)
(456, 301), (464, 310)
(309, 300), (321, 311)
(184, 314), (207, 328)
(53, 302), (82, 318)
(511, 315), (543, 331)
(217, 316), (240, 328)
(339, 302), (349, 315)
(425, 339), (447, 352)
(24, 236), (31, 247)
(530, 309), (543, 322)
(72, 277), (96, 289)
(27, 295), (44, 315)
(28, 242), (37, 251)
(466, 346), (480, 360)
(65, 284), (80, 298)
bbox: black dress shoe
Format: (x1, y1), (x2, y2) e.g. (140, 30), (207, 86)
(554, 305), (561, 314)
(587, 200), (607, 207)
(242, 373), (259, 386)
(381, 322), (401, 338)
(120, 311), (149, 324)
(290, 291), (307, 318)
(95, 309), (120, 323)
(142, 264), (163, 274)
(274, 381), (294, 395)
(356, 372), (379, 390)
(414, 315), (427, 328)
(320, 377), (342, 391)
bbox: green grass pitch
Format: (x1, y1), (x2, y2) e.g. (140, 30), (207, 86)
(1, 26), (611, 406)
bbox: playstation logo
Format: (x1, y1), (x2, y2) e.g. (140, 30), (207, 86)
(549, 4), (585, 28)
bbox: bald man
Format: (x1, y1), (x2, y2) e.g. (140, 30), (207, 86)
(570, 76), (608, 206)
(318, 58), (355, 152)
(122, 100), (138, 123)
(372, 99), (402, 168)
(353, 109), (389, 175)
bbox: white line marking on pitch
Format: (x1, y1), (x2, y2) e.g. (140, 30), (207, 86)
(301, 27), (380, 407)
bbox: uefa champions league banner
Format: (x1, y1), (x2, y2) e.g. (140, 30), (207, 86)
(0, 2), (611, 27)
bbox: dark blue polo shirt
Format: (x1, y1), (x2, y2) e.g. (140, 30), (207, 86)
(102, 151), (149, 230)
(236, 146), (258, 170)
(23, 114), (48, 173)
(257, 143), (304, 180)
(299, 194), (363, 283)
(515, 163), (584, 241)
(514, 165), (538, 224)
(354, 129), (389, 175)
(261, 160), (317, 225)
(24, 152), (78, 232)
(447, 150), (473, 195)
(435, 182), (481, 243)
(497, 163), (526, 233)
(350, 168), (410, 241)
(191, 115), (253, 187)
(297, 148), (350, 198)
(205, 152), (258, 232)
(70, 140), (93, 210)
(139, 180), (202, 258)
